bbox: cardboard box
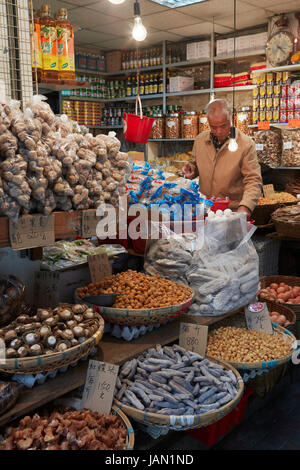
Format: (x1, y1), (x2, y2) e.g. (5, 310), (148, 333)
(105, 51), (122, 73)
(169, 76), (194, 93)
(216, 39), (228, 56)
(186, 40), (210, 60)
(128, 151), (145, 162)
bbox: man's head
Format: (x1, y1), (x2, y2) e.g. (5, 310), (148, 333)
(206, 99), (232, 143)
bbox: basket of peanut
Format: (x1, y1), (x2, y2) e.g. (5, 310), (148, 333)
(75, 270), (194, 326)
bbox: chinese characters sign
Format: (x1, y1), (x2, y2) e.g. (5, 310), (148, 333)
(88, 253), (112, 283)
(34, 271), (60, 308)
(245, 302), (273, 335)
(179, 322), (208, 356)
(81, 360), (119, 414)
(9, 214), (55, 250)
(82, 209), (101, 238)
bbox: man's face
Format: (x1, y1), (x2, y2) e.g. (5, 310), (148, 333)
(208, 114), (231, 143)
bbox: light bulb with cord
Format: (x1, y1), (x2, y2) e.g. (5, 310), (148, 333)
(228, 125), (238, 152)
(132, 0), (147, 41)
(108, 0), (125, 4)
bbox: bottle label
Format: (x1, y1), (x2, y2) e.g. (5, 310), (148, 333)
(57, 26), (75, 71)
(31, 23), (42, 69)
(40, 24), (58, 70)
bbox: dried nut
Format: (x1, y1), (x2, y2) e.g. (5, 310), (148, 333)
(72, 304), (87, 314)
(29, 343), (43, 356)
(44, 334), (57, 348)
(4, 330), (17, 342)
(17, 346), (29, 357)
(23, 332), (40, 345)
(39, 325), (52, 339)
(37, 309), (52, 321)
(6, 348), (17, 358)
(58, 309), (73, 321)
(44, 317), (57, 328)
(73, 326), (84, 338)
(10, 338), (22, 349)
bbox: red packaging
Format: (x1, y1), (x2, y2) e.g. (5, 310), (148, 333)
(295, 109), (300, 120)
(287, 110), (294, 120)
(294, 84), (300, 97)
(280, 98), (287, 109)
(287, 97), (295, 109)
(281, 86), (288, 98)
(280, 110), (288, 123)
(287, 84), (295, 96)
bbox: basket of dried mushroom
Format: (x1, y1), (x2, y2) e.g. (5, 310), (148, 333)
(113, 344), (244, 431)
(0, 404), (134, 450)
(0, 303), (105, 374)
(75, 270), (194, 326)
(271, 205), (300, 239)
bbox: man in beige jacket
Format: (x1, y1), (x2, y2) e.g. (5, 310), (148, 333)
(182, 99), (262, 216)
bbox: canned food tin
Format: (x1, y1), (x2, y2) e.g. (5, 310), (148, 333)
(275, 72), (282, 84)
(266, 110), (273, 121)
(259, 110), (266, 121)
(280, 98), (287, 109)
(260, 73), (266, 86)
(260, 86), (266, 98)
(273, 97), (280, 108)
(252, 99), (259, 111)
(260, 98), (266, 109)
(287, 85), (295, 97)
(287, 97), (295, 110)
(266, 98), (273, 109)
(266, 85), (274, 97)
(253, 87), (259, 99)
(282, 71), (291, 84)
(294, 109), (300, 120)
(287, 110), (294, 121)
(280, 110), (287, 123)
(252, 111), (258, 124)
(273, 108), (279, 122)
(274, 84), (281, 96)
(266, 72), (274, 85)
(281, 85), (288, 98)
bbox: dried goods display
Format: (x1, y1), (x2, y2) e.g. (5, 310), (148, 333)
(286, 177), (300, 197)
(206, 326), (291, 363)
(0, 303), (102, 358)
(257, 193), (298, 205)
(165, 113), (180, 139)
(77, 270), (193, 310)
(272, 205), (300, 223)
(0, 95), (129, 221)
(0, 409), (128, 450)
(235, 107), (253, 136)
(281, 128), (300, 167)
(150, 114), (164, 139)
(114, 344), (240, 415)
(198, 112), (210, 132)
(258, 282), (300, 306)
(254, 128), (282, 168)
(182, 112), (198, 139)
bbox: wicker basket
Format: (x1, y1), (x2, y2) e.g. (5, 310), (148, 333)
(252, 203), (279, 226)
(114, 356), (244, 431)
(111, 404), (135, 450)
(264, 299), (296, 336)
(0, 316), (105, 374)
(74, 288), (194, 326)
(272, 219), (300, 239)
(247, 362), (289, 398)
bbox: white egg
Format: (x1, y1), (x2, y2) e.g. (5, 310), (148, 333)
(207, 210), (215, 218)
(224, 208), (232, 217)
(216, 210), (223, 217)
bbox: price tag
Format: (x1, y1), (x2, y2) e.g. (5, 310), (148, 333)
(82, 209), (101, 238)
(258, 121), (270, 130)
(283, 141), (293, 150)
(245, 302), (273, 335)
(9, 214), (55, 250)
(88, 253), (112, 283)
(179, 322), (208, 356)
(33, 271), (60, 308)
(288, 119), (300, 128)
(263, 184), (275, 197)
(256, 143), (264, 151)
(81, 360), (119, 414)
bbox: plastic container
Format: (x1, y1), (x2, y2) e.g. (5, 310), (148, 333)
(150, 114), (164, 139)
(165, 113), (180, 139)
(39, 4), (58, 80)
(55, 8), (75, 80)
(182, 111), (198, 139)
(209, 197), (230, 212)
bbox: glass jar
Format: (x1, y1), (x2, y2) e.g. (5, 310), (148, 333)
(235, 106), (253, 136)
(182, 111), (198, 139)
(198, 111), (210, 132)
(151, 114), (164, 139)
(165, 113), (180, 139)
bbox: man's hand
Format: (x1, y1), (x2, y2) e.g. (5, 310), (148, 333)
(182, 162), (196, 179)
(237, 205), (251, 217)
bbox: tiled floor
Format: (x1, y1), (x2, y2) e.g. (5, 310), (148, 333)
(135, 364), (300, 450)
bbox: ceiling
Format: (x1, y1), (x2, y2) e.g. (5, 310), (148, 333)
(34, 0), (300, 51)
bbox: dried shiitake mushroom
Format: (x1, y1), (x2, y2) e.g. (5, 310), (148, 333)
(29, 343), (43, 356)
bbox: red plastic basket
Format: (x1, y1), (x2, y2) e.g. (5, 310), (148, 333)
(210, 198), (231, 212)
(123, 95), (154, 144)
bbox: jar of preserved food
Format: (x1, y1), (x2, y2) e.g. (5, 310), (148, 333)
(236, 106), (253, 136)
(182, 111), (198, 139)
(165, 113), (180, 139)
(198, 111), (210, 132)
(150, 114), (164, 139)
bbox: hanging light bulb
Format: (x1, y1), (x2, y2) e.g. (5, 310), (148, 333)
(228, 126), (238, 152)
(132, 1), (147, 41)
(108, 0), (125, 4)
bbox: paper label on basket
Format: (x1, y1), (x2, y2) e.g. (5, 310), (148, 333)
(179, 322), (208, 356)
(81, 360), (119, 414)
(256, 143), (264, 151)
(33, 271), (60, 308)
(245, 302), (273, 335)
(263, 184), (275, 197)
(88, 253), (112, 283)
(82, 209), (102, 238)
(9, 214), (54, 250)
(283, 141), (293, 150)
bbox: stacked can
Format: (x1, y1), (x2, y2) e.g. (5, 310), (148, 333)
(91, 102), (101, 126)
(252, 71), (291, 124)
(61, 100), (74, 120)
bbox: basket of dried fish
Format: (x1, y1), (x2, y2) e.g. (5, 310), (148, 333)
(0, 303), (105, 374)
(113, 344), (244, 431)
(75, 270), (194, 326)
(0, 404), (134, 450)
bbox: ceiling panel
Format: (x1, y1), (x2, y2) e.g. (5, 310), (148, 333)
(68, 7), (120, 29)
(96, 36), (138, 50)
(63, 0), (97, 5)
(141, 30), (184, 45)
(216, 8), (269, 29)
(266, 1), (300, 13)
(73, 29), (119, 44)
(81, 0), (133, 19)
(87, 19), (158, 37)
(33, 0), (78, 13)
(169, 21), (231, 36)
(142, 10), (202, 30)
(244, 0), (289, 7)
(175, 0), (258, 20)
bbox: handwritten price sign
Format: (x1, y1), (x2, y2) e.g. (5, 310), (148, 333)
(82, 209), (101, 238)
(81, 360), (119, 414)
(245, 302), (273, 335)
(179, 322), (208, 356)
(9, 214), (55, 250)
(33, 271), (60, 308)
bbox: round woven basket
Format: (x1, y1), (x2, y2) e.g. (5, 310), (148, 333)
(259, 276), (300, 315)
(114, 356), (244, 431)
(74, 288), (194, 326)
(264, 299), (296, 336)
(252, 203), (279, 226)
(111, 404), (135, 450)
(0, 316), (105, 374)
(209, 323), (296, 370)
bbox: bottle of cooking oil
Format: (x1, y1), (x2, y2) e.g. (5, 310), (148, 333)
(39, 4), (58, 80)
(55, 8), (75, 80)
(29, 2), (42, 81)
